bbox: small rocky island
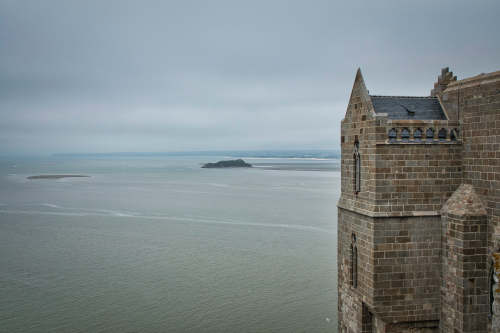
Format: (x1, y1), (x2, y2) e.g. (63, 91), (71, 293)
(27, 175), (89, 180)
(202, 159), (252, 168)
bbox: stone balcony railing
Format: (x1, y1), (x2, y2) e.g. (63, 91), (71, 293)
(380, 120), (461, 144)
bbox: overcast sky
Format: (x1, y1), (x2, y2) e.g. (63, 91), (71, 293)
(1, 0), (499, 154)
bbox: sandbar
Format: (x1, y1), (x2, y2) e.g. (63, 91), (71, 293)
(27, 175), (90, 180)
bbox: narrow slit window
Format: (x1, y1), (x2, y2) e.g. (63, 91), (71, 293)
(350, 243), (354, 285)
(353, 142), (360, 194)
(351, 233), (358, 288)
(490, 265), (496, 318)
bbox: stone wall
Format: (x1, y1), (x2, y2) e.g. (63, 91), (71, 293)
(371, 142), (462, 216)
(372, 215), (441, 326)
(441, 72), (500, 333)
(442, 71), (500, 250)
(378, 320), (439, 333)
(337, 210), (442, 331)
(338, 207), (375, 332)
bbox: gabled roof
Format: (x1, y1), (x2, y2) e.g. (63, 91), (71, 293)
(370, 96), (446, 120)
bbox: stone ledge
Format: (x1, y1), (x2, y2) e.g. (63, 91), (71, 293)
(338, 200), (440, 218)
(375, 141), (462, 146)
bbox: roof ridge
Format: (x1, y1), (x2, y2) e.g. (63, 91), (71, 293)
(370, 95), (437, 99)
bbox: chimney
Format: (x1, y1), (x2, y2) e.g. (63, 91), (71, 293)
(430, 67), (457, 97)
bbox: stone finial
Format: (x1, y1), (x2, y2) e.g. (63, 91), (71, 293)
(430, 67), (457, 97)
(441, 184), (487, 216)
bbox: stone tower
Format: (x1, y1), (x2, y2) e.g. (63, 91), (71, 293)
(337, 68), (500, 333)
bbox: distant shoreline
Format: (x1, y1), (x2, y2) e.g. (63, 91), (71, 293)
(50, 150), (340, 159)
(27, 175), (89, 180)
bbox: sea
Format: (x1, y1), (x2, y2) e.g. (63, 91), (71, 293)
(0, 152), (341, 333)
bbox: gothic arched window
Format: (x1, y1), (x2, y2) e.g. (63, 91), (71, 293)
(388, 128), (397, 142)
(490, 263), (496, 318)
(354, 142), (360, 194)
(438, 128), (447, 141)
(426, 128), (434, 141)
(351, 233), (358, 288)
(450, 129), (457, 141)
(401, 128), (410, 142)
(413, 128), (422, 142)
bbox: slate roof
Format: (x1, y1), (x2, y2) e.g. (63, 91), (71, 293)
(370, 96), (446, 120)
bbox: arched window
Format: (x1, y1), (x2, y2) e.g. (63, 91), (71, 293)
(354, 142), (360, 194)
(401, 128), (410, 142)
(438, 128), (447, 141)
(388, 128), (397, 142)
(426, 128), (434, 141)
(490, 263), (496, 319)
(413, 128), (422, 142)
(450, 129), (458, 141)
(351, 233), (358, 288)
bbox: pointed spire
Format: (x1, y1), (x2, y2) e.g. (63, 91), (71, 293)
(349, 68), (369, 100)
(343, 67), (374, 119)
(354, 68), (365, 87)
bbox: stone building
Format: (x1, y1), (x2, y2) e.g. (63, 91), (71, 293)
(337, 67), (500, 332)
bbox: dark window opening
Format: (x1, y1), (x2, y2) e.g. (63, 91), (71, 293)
(450, 129), (458, 141)
(438, 128), (447, 141)
(361, 115), (366, 121)
(401, 128), (410, 142)
(361, 303), (373, 333)
(353, 142), (360, 194)
(388, 128), (397, 143)
(350, 243), (353, 285)
(341, 136), (345, 143)
(353, 246), (358, 288)
(491, 265), (496, 318)
(426, 128), (434, 140)
(413, 128), (422, 142)
(351, 233), (358, 288)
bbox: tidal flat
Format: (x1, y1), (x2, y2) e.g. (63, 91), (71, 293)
(27, 174), (89, 180)
(1, 155), (340, 333)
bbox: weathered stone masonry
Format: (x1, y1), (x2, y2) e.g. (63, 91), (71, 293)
(337, 68), (500, 333)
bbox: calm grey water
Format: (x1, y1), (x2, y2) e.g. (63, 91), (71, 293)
(0, 156), (340, 333)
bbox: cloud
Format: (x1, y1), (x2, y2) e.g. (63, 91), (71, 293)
(0, 0), (499, 153)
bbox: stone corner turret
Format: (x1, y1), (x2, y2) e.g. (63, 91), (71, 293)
(441, 183), (488, 333)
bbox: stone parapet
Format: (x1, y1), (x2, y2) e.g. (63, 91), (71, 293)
(379, 120), (461, 145)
